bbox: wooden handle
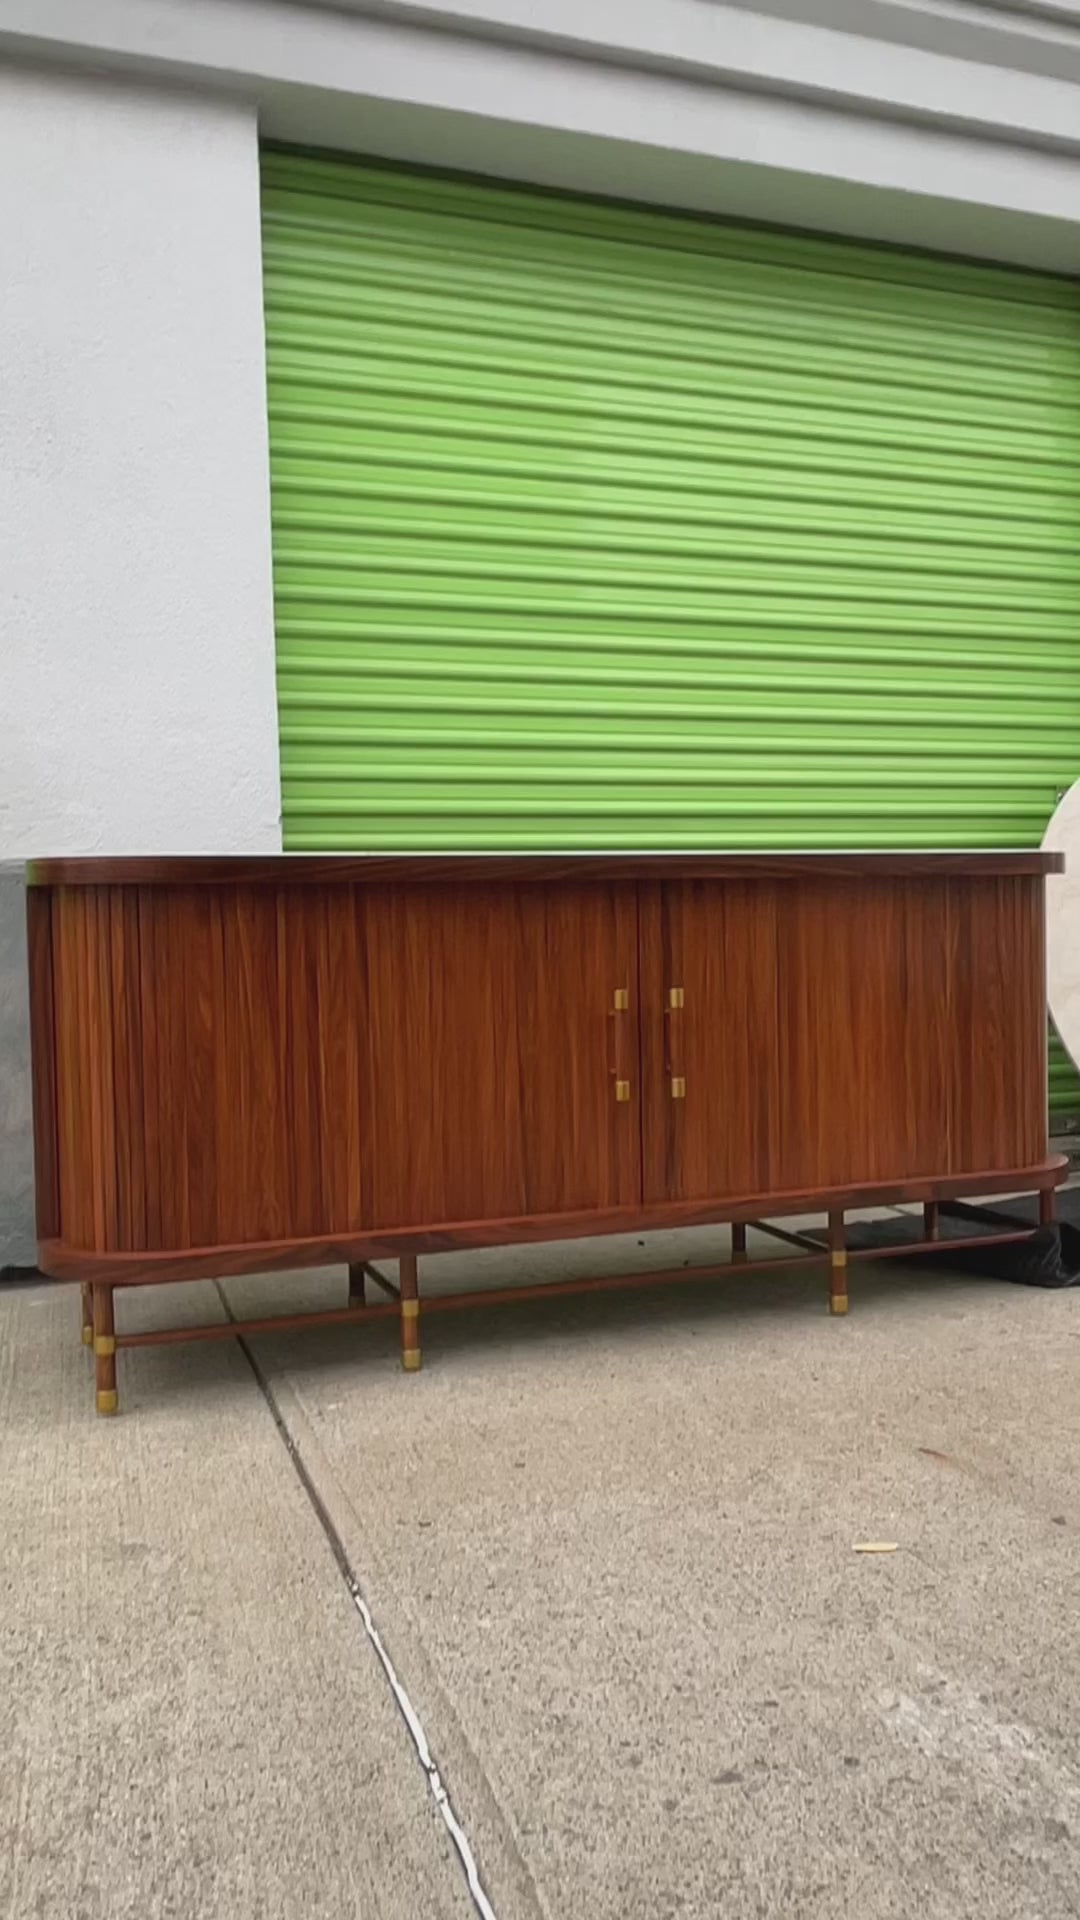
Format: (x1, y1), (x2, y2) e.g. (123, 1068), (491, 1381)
(665, 986), (685, 1099)
(609, 987), (630, 1103)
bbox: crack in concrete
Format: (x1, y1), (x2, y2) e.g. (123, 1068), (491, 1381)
(215, 1283), (498, 1920)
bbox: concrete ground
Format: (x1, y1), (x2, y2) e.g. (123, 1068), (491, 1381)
(4, 1225), (1080, 1919)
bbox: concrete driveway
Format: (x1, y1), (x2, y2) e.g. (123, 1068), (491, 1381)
(4, 1226), (1080, 1919)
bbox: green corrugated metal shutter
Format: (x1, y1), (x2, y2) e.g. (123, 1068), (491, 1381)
(260, 148), (1080, 1115)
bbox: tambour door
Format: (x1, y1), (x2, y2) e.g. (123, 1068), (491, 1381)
(639, 876), (1006, 1205)
(639, 880), (784, 1205)
(356, 880), (641, 1229)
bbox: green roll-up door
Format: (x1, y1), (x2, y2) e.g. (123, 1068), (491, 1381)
(260, 148), (1080, 1115)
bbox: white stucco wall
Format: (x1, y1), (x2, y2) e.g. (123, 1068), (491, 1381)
(0, 64), (281, 1263)
(6, 0), (1080, 271)
(0, 64), (282, 859)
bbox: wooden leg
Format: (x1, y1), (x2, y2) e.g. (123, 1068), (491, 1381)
(828, 1211), (848, 1316)
(923, 1201), (939, 1241)
(400, 1254), (420, 1372)
(1040, 1188), (1056, 1226)
(80, 1284), (93, 1349)
(348, 1262), (367, 1305)
(731, 1221), (747, 1264)
(92, 1284), (118, 1416)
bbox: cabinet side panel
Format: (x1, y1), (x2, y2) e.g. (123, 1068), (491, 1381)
(48, 887), (125, 1252)
(52, 890), (87, 1250)
(26, 888), (60, 1244)
(947, 876), (1046, 1174)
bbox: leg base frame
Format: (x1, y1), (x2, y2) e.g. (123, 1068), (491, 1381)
(55, 1168), (1064, 1413)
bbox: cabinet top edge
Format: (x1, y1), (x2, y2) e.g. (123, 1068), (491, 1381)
(25, 850), (1064, 888)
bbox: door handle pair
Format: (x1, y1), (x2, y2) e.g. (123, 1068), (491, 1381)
(609, 986), (686, 1103)
(666, 986), (686, 1100)
(609, 987), (631, 1103)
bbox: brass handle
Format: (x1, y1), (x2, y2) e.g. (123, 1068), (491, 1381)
(609, 987), (630, 1103)
(666, 986), (686, 1099)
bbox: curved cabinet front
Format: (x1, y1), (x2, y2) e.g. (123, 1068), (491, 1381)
(26, 852), (1061, 1280)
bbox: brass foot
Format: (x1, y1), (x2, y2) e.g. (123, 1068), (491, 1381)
(828, 1231), (848, 1317)
(81, 1325), (93, 1348)
(402, 1350), (422, 1373)
(92, 1284), (118, 1417)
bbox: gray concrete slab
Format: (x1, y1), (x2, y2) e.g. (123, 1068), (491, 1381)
(0, 1279), (473, 1920)
(218, 1239), (1080, 1920)
(9, 1235), (1080, 1919)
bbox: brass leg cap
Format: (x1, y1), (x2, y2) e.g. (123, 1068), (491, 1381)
(96, 1389), (119, 1416)
(829, 1296), (849, 1317)
(402, 1350), (422, 1373)
(81, 1326), (93, 1347)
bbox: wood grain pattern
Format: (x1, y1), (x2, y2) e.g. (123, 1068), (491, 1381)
(25, 889), (59, 1242)
(27, 851), (1063, 890)
(28, 856), (1054, 1275)
(37, 1158), (1066, 1287)
(641, 880), (782, 1203)
(946, 876), (1046, 1173)
(772, 878), (954, 1191)
(356, 881), (640, 1229)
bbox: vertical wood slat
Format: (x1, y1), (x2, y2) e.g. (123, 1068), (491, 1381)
(947, 876), (1047, 1175)
(318, 887), (364, 1232)
(73, 892), (96, 1244)
(35, 864), (1055, 1260)
(109, 887), (147, 1253)
(157, 890), (189, 1250)
(218, 886), (288, 1244)
(178, 887), (220, 1250)
(357, 881), (640, 1231)
(73, 891), (97, 1248)
(641, 879), (782, 1205)
(137, 889), (165, 1251)
(89, 886), (119, 1253)
(773, 878), (953, 1192)
(25, 889), (60, 1243)
(51, 891), (81, 1250)
(48, 888), (122, 1253)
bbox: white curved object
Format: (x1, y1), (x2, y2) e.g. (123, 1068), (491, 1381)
(1043, 782), (1080, 1072)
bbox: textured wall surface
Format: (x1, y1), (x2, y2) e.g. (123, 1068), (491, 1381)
(4, 1), (1080, 269)
(0, 65), (282, 860)
(0, 66), (282, 1260)
(0, 869), (33, 1267)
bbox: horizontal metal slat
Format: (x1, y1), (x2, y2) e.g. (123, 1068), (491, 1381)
(262, 147), (1080, 1114)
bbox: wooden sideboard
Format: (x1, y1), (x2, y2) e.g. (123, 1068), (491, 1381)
(25, 852), (1065, 1414)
